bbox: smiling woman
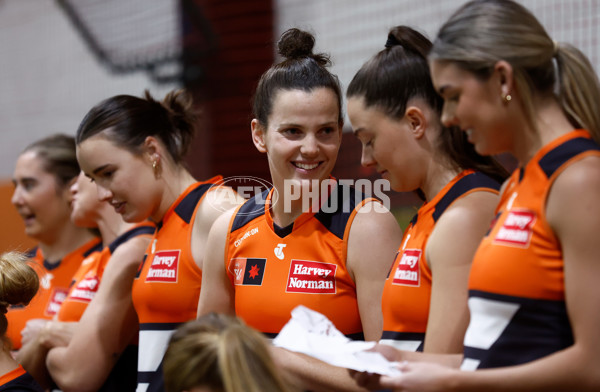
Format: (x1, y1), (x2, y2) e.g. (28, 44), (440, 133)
(197, 28), (402, 392)
(6, 134), (101, 351)
(74, 89), (244, 392)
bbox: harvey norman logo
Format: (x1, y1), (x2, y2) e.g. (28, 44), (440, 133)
(146, 250), (180, 283)
(494, 210), (536, 247)
(392, 249), (421, 287)
(46, 288), (69, 316)
(286, 260), (336, 294)
(69, 273), (100, 302)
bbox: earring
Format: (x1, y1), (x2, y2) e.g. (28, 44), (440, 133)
(152, 160), (157, 171)
(503, 94), (512, 102)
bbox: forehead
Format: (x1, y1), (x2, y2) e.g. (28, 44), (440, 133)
(76, 134), (135, 171)
(430, 60), (469, 89)
(14, 151), (46, 176)
(269, 88), (339, 122)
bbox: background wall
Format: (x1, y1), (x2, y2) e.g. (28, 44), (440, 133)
(1, 0), (598, 252)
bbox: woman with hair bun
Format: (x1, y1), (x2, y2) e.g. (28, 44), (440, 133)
(354, 0), (600, 391)
(8, 134), (102, 351)
(199, 28), (401, 391)
(164, 313), (297, 392)
(75, 89), (244, 392)
(347, 25), (507, 361)
(0, 251), (44, 391)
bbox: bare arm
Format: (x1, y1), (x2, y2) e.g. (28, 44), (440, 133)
(196, 209), (237, 317)
(191, 186), (245, 270)
(46, 236), (150, 392)
(424, 191), (498, 353)
(17, 320), (77, 389)
(367, 157), (600, 392)
(347, 201), (403, 341)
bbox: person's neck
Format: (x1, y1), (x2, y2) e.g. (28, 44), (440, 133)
(38, 222), (96, 264)
(0, 347), (19, 376)
(421, 160), (462, 202)
(96, 205), (135, 245)
(513, 96), (575, 165)
(151, 166), (197, 223)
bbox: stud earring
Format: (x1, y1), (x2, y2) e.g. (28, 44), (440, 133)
(503, 94), (512, 102)
(152, 160), (157, 171)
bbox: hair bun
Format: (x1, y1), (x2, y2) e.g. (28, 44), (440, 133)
(277, 28), (315, 60)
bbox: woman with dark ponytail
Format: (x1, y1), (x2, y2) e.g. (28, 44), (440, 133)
(353, 1), (600, 391)
(198, 28), (401, 391)
(347, 24), (507, 363)
(75, 89), (244, 392)
(0, 251), (44, 391)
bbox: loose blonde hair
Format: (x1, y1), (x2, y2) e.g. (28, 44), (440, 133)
(0, 251), (39, 348)
(430, 0), (600, 143)
(163, 313), (296, 392)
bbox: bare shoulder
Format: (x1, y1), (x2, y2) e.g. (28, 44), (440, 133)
(196, 185), (245, 229)
(547, 155), (600, 229)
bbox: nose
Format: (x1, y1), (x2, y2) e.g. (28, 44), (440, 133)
(96, 184), (113, 202)
(360, 146), (375, 168)
(11, 185), (23, 206)
(70, 180), (79, 196)
(300, 133), (319, 157)
(441, 102), (459, 128)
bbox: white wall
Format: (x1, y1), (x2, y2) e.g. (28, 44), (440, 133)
(0, 0), (179, 178)
(276, 0), (600, 127)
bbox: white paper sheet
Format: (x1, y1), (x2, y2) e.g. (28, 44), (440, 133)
(272, 305), (402, 377)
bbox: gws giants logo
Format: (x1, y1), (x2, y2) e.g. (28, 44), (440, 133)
(230, 258), (266, 286)
(69, 273), (100, 303)
(274, 244), (286, 260)
(494, 210), (536, 247)
(286, 260), (336, 294)
(146, 250), (180, 283)
(392, 249), (421, 287)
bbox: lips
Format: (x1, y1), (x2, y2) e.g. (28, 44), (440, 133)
(111, 201), (126, 214)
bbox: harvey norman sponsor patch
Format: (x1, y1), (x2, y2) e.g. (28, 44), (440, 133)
(69, 273), (100, 303)
(286, 260), (337, 294)
(146, 250), (180, 283)
(392, 249), (421, 287)
(493, 210), (536, 247)
(46, 288), (69, 316)
(231, 258), (266, 286)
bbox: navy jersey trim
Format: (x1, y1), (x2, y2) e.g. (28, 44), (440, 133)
(538, 137), (600, 179)
(466, 290), (573, 369)
(432, 172), (501, 222)
(173, 182), (216, 224)
(139, 322), (181, 331)
(108, 225), (156, 254)
(231, 189), (270, 233)
(314, 183), (368, 240)
(273, 222), (294, 238)
(0, 372), (45, 392)
(43, 239), (103, 271)
(381, 331), (424, 351)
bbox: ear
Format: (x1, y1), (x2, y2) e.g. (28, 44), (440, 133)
(143, 136), (161, 164)
(494, 60), (514, 100)
(251, 119), (268, 154)
(404, 106), (427, 140)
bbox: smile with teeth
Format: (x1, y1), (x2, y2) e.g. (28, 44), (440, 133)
(294, 162), (320, 170)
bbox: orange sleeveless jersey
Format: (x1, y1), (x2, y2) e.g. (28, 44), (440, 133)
(132, 178), (221, 392)
(57, 222), (156, 322)
(5, 237), (102, 349)
(462, 130), (600, 370)
(0, 366), (44, 391)
(226, 181), (376, 339)
(381, 170), (501, 352)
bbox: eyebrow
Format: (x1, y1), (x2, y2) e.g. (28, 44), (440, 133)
(92, 164), (111, 175)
